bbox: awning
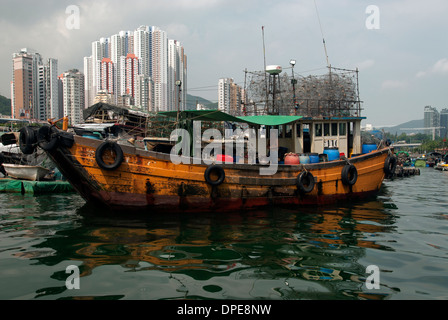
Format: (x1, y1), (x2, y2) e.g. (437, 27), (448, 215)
(159, 110), (303, 126)
(238, 115), (303, 126)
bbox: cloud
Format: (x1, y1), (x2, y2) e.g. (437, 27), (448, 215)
(432, 58), (448, 74)
(381, 80), (407, 90)
(415, 58), (448, 78)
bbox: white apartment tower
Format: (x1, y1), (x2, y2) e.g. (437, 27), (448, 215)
(134, 26), (150, 78)
(151, 26), (168, 111)
(168, 39), (187, 112)
(61, 69), (85, 125)
(43, 58), (60, 120)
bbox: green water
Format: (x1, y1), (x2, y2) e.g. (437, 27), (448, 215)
(1, 167), (447, 300)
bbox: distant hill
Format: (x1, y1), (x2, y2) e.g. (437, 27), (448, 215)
(185, 94), (218, 110)
(378, 119), (425, 135)
(0, 95), (11, 117)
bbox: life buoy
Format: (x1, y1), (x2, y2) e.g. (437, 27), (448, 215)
(95, 141), (124, 170)
(19, 126), (37, 154)
(204, 165), (225, 186)
(296, 171), (315, 193)
(384, 156), (397, 176)
(341, 164), (358, 186)
(37, 125), (59, 151)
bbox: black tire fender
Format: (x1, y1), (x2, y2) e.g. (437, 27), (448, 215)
(95, 141), (124, 170)
(341, 164), (358, 186)
(37, 125), (59, 151)
(384, 156), (397, 176)
(296, 171), (315, 193)
(204, 165), (225, 187)
(19, 126), (37, 154)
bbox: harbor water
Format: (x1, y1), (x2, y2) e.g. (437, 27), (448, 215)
(0, 167), (447, 301)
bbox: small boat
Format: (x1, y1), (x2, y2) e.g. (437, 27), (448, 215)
(435, 162), (448, 171)
(3, 164), (50, 181)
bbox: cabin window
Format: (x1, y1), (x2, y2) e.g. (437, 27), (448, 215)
(339, 123), (347, 136)
(278, 125), (283, 138)
(331, 123), (338, 136)
(296, 124), (301, 137)
(324, 123), (330, 136)
(285, 124), (292, 138)
(315, 123), (322, 137)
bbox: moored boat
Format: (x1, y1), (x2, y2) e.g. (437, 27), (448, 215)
(3, 164), (50, 181)
(18, 111), (396, 213)
(435, 162), (448, 171)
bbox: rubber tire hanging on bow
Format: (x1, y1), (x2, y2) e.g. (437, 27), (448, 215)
(204, 165), (225, 187)
(95, 141), (124, 171)
(341, 164), (358, 186)
(384, 156), (397, 177)
(37, 125), (59, 151)
(19, 126), (37, 154)
(296, 171), (315, 193)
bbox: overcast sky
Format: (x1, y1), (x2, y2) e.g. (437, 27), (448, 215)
(1, 0), (447, 126)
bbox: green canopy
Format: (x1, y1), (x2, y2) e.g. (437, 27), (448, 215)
(159, 110), (303, 126)
(238, 115), (303, 126)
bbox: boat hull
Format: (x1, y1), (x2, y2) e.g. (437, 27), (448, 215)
(45, 134), (392, 213)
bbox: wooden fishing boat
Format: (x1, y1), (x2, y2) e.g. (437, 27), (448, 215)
(18, 108), (396, 213)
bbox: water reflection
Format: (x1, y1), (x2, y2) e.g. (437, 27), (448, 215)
(0, 191), (398, 300)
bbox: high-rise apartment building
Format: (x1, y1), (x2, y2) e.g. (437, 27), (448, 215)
(125, 54), (139, 99)
(11, 49), (60, 120)
(60, 69), (85, 125)
(134, 26), (150, 78)
(42, 58), (60, 120)
(151, 26), (168, 112)
(440, 108), (448, 139)
(168, 40), (187, 112)
(84, 25), (186, 112)
(424, 106), (440, 137)
(83, 56), (94, 108)
(218, 78), (244, 116)
(135, 75), (153, 111)
(100, 58), (115, 95)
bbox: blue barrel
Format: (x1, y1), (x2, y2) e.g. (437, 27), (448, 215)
(362, 144), (377, 154)
(309, 153), (320, 164)
(324, 147), (340, 161)
(299, 154), (310, 164)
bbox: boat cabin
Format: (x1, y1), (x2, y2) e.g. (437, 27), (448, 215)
(275, 117), (363, 158)
(157, 110), (365, 163)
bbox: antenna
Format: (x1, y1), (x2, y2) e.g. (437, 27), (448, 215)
(262, 26), (269, 113)
(314, 0), (330, 68)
